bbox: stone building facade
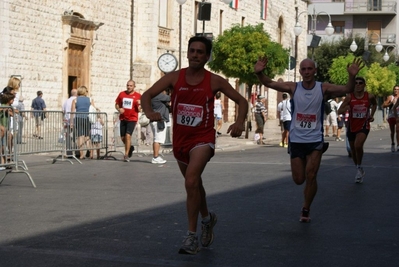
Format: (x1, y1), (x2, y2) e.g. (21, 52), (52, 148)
(0, 0), (307, 121)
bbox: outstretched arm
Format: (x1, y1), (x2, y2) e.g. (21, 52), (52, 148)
(141, 72), (178, 122)
(254, 57), (295, 94)
(324, 58), (365, 96)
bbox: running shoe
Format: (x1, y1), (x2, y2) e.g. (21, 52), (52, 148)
(201, 212), (218, 247)
(123, 155), (130, 162)
(284, 143), (288, 148)
(178, 234), (199, 255)
(299, 207), (311, 223)
(128, 145), (134, 158)
(279, 142), (283, 147)
(151, 156), (166, 164)
(355, 168), (365, 183)
(391, 143), (395, 152)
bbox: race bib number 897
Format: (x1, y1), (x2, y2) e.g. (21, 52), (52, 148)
(176, 103), (203, 127)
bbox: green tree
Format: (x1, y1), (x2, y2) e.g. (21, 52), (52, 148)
(365, 63), (396, 97)
(209, 24), (288, 85)
(312, 36), (390, 83)
(208, 23), (288, 138)
(312, 37), (366, 82)
(328, 54), (368, 85)
(387, 63), (399, 85)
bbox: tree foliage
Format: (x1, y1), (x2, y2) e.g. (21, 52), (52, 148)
(208, 23), (289, 86)
(328, 55), (396, 96)
(387, 63), (399, 85)
(365, 63), (396, 96)
(328, 54), (368, 85)
(312, 37), (360, 82)
(312, 36), (388, 83)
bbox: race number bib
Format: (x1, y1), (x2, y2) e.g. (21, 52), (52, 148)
(352, 105), (367, 118)
(122, 98), (133, 109)
(176, 103), (203, 127)
(295, 113), (317, 129)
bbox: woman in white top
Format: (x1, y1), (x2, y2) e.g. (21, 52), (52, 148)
(214, 92), (224, 136)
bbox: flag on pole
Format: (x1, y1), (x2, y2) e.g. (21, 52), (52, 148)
(261, 0), (268, 20)
(230, 0), (239, 10)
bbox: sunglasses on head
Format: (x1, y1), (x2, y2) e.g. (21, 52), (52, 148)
(355, 81), (364, 85)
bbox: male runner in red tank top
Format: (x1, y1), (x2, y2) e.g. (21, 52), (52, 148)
(338, 77), (376, 183)
(141, 36), (248, 255)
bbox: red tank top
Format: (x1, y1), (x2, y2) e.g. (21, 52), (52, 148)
(349, 92), (371, 132)
(172, 68), (215, 147)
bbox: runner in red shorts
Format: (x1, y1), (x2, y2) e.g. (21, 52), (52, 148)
(141, 36), (248, 255)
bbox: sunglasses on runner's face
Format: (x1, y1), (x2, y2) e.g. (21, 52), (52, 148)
(355, 81), (364, 85)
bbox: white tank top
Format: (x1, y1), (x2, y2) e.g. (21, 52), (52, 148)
(289, 81), (324, 143)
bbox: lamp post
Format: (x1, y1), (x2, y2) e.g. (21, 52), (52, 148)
(349, 32), (383, 53)
(382, 45), (397, 62)
(293, 6), (334, 60)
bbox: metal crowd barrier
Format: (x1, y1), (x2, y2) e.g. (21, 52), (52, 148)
(0, 107), (174, 187)
(51, 111), (109, 164)
(0, 106), (36, 188)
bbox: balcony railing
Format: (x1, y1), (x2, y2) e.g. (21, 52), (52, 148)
(158, 26), (172, 48)
(345, 1), (396, 13)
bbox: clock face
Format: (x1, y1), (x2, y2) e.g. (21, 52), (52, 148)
(157, 53), (178, 73)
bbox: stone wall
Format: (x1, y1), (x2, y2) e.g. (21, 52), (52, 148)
(0, 0), (307, 121)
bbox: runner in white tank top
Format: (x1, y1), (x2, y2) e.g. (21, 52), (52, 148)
(254, 57), (364, 223)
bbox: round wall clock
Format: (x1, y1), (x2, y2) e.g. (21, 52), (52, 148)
(157, 53), (178, 73)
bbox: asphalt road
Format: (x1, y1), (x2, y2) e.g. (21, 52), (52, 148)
(0, 126), (398, 267)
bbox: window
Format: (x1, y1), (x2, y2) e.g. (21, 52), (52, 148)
(332, 21), (345, 34)
(159, 0), (169, 27)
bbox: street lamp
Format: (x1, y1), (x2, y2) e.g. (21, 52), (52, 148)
(349, 32), (383, 53)
(294, 7), (334, 59)
(382, 45), (397, 62)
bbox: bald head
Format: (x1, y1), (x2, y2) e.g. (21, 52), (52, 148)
(71, 89), (77, 96)
(299, 58), (316, 68)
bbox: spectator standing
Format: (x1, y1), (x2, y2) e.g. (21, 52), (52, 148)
(140, 121), (152, 146)
(31, 91), (46, 139)
(115, 80), (141, 162)
(71, 86), (91, 159)
(338, 77), (377, 183)
(214, 92), (224, 136)
(62, 89), (78, 155)
(277, 93), (291, 148)
(335, 96), (345, 142)
(90, 114), (104, 159)
(0, 92), (16, 170)
(150, 90), (170, 164)
(254, 95), (267, 144)
(141, 36), (248, 255)
(324, 98), (338, 137)
(382, 85), (399, 152)
(255, 57), (363, 222)
(7, 77), (21, 147)
(16, 96), (27, 144)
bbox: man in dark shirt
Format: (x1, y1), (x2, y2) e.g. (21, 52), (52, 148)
(31, 91), (46, 139)
(150, 90), (171, 164)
